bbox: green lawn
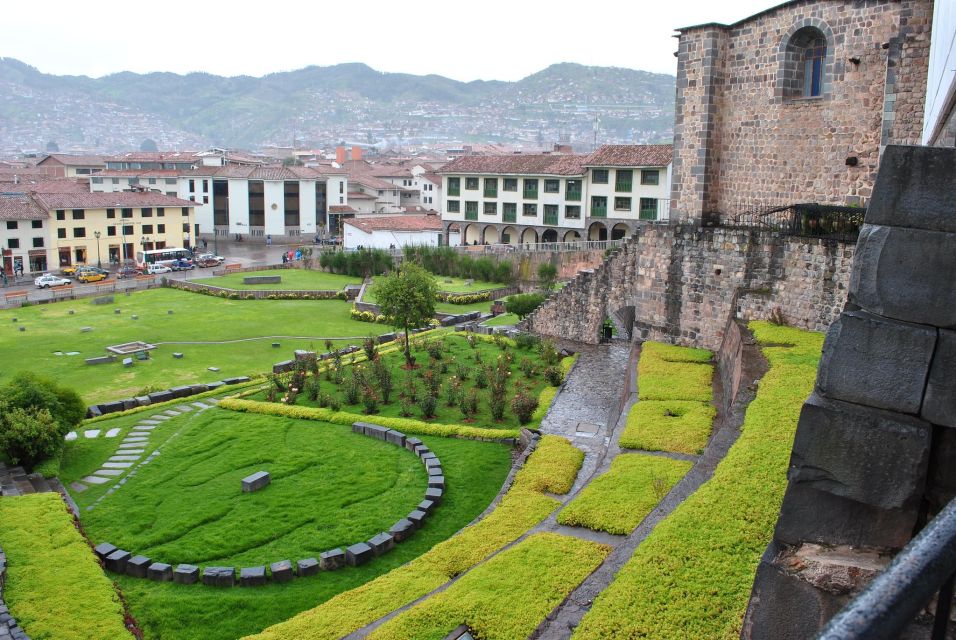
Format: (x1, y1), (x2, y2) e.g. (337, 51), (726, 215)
(434, 300), (492, 315)
(0, 288), (375, 404)
(431, 276), (502, 293)
(191, 269), (361, 291)
(62, 407), (512, 640)
(483, 312), (518, 327)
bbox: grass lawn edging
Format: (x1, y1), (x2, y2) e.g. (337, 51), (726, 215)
(0, 493), (135, 640)
(571, 323), (823, 639)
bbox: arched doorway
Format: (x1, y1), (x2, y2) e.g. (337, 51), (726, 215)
(520, 228), (538, 245)
(600, 306), (635, 342)
(541, 229), (558, 243)
(563, 230), (581, 242)
(482, 225), (500, 244)
(463, 224), (481, 245)
(501, 226), (518, 245)
(588, 222), (607, 241)
(611, 223), (630, 241)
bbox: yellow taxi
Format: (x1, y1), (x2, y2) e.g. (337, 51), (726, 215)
(77, 269), (108, 283)
(62, 264), (85, 276)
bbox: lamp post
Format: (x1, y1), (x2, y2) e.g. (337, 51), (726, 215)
(93, 230), (102, 268)
(141, 235), (150, 253)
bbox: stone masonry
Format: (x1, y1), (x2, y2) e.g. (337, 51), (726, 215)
(523, 222), (854, 351)
(741, 145), (956, 639)
(671, 0), (932, 222)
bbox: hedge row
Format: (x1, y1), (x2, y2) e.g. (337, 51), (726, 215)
(512, 434), (584, 495)
(619, 400), (717, 455)
(436, 291), (492, 305)
(248, 435), (584, 640)
(637, 342), (714, 402)
(572, 323), (823, 639)
(368, 533), (610, 640)
(0, 493), (133, 640)
(556, 453), (692, 535)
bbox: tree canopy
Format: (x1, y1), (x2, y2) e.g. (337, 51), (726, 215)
(506, 293), (546, 320)
(374, 263), (438, 366)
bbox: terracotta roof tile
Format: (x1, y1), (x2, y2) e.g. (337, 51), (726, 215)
(437, 154), (586, 176)
(583, 144), (673, 167)
(32, 191), (196, 210)
(329, 205), (356, 213)
(0, 194), (48, 220)
(345, 214), (442, 233)
(103, 151), (198, 163)
(37, 154), (106, 167)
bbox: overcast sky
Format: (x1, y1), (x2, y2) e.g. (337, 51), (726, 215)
(2, 0), (775, 81)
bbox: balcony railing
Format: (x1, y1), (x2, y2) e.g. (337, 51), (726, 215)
(591, 206), (607, 218)
(464, 210), (478, 221)
(544, 210), (559, 226)
(615, 180), (632, 192)
(567, 189), (582, 201)
(503, 209), (517, 223)
(721, 203), (865, 242)
(484, 188), (497, 198)
(523, 190), (538, 200)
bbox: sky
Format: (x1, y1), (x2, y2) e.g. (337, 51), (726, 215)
(2, 0), (776, 81)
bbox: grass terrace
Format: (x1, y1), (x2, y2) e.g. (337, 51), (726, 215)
(431, 276), (503, 293)
(483, 312), (519, 327)
(190, 269), (361, 290)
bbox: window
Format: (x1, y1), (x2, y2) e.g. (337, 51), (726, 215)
(57, 228), (66, 239)
(182, 223), (190, 232)
(464, 201), (479, 220)
(544, 179), (560, 193)
(107, 226), (117, 237)
(447, 177), (460, 196)
(56, 210), (65, 221)
(181, 207), (189, 216)
(523, 179), (538, 199)
(544, 204), (559, 225)
(111, 178), (119, 185)
(157, 208), (165, 217)
(639, 198), (659, 220)
(615, 170), (633, 192)
(782, 26), (828, 99)
(31, 220), (42, 229)
(804, 38), (826, 97)
(188, 179), (195, 192)
(106, 208), (116, 219)
(142, 224), (154, 234)
(122, 208), (133, 218)
(7, 238), (19, 249)
(141, 207), (153, 218)
(5, 221), (16, 230)
(641, 170), (660, 186)
(203, 180), (209, 192)
(148, 178), (156, 185)
(503, 202), (517, 222)
(465, 177), (479, 190)
(447, 200), (460, 213)
(614, 197), (632, 211)
(484, 178), (497, 198)
(523, 203), (537, 217)
(32, 237), (43, 248)
(339, 182), (344, 194)
(123, 225), (134, 236)
(165, 178), (177, 185)
(565, 205), (581, 219)
(91, 177), (103, 184)
(72, 209), (85, 220)
(591, 196), (608, 217)
(203, 195), (209, 204)
(503, 178), (518, 191)
(592, 169), (609, 184)
(566, 179), (582, 201)
(483, 202), (497, 215)
(73, 227), (86, 238)
(157, 224), (165, 233)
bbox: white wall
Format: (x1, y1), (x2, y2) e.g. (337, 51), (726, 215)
(923, 0), (956, 145)
(300, 180), (317, 235)
(1, 220), (51, 274)
(586, 166), (670, 221)
(343, 226), (443, 250)
(263, 181), (285, 236)
(227, 179), (250, 233)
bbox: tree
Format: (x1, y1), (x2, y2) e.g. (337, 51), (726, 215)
(0, 372), (86, 436)
(140, 138), (158, 152)
(537, 262), (558, 292)
(0, 406), (61, 468)
(46, 140), (59, 152)
(374, 263), (437, 368)
(506, 293), (546, 320)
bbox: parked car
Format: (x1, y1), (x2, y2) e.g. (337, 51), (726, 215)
(195, 253), (224, 267)
(171, 258), (195, 271)
(61, 264), (85, 276)
(76, 265), (109, 277)
(115, 264), (139, 279)
(35, 274), (71, 288)
(146, 264), (172, 275)
(77, 271), (107, 283)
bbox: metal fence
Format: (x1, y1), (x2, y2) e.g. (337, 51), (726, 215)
(720, 203), (866, 242)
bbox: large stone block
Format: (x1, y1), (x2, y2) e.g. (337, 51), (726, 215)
(405, 437), (423, 453)
(202, 566), (235, 587)
(296, 557), (319, 577)
(385, 430), (406, 447)
(241, 471), (271, 493)
(104, 549), (131, 573)
(388, 519), (415, 542)
(407, 509), (427, 527)
(865, 145), (956, 234)
(173, 564), (199, 585)
(927, 426), (956, 513)
(815, 310), (936, 414)
(240, 566), (266, 587)
(126, 555), (151, 578)
(417, 499), (435, 514)
(367, 532), (395, 556)
(365, 425), (388, 441)
(345, 542), (374, 566)
(147, 562), (173, 582)
(269, 560), (293, 583)
(424, 487), (443, 505)
(93, 542), (117, 560)
(319, 549), (345, 570)
(148, 390), (174, 404)
(849, 224), (956, 328)
(923, 329), (956, 427)
(775, 483), (918, 550)
(789, 393), (931, 510)
(427, 466), (443, 477)
(424, 457), (441, 470)
(428, 475), (445, 490)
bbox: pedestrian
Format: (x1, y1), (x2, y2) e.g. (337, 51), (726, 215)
(1, 267), (7, 287)
(203, 238), (208, 250)
(266, 234), (272, 246)
(15, 261), (23, 277)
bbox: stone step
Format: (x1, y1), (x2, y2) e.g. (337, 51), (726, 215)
(116, 448), (145, 455)
(108, 455), (141, 462)
(105, 428), (121, 438)
(140, 420), (161, 425)
(102, 462), (135, 469)
(65, 431), (78, 441)
(82, 475), (110, 485)
(83, 429), (101, 438)
(118, 443), (145, 450)
(132, 425), (156, 431)
(151, 415), (171, 420)
(69, 482), (88, 493)
(93, 468), (126, 477)
(175, 405), (193, 412)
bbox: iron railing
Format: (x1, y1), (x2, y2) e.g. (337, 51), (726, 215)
(817, 496), (956, 640)
(721, 203), (865, 242)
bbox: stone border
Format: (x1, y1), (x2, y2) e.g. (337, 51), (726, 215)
(0, 544), (32, 640)
(94, 421), (442, 588)
(86, 377), (250, 418)
(165, 279), (351, 300)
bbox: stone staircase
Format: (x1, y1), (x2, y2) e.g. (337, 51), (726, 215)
(0, 464), (53, 497)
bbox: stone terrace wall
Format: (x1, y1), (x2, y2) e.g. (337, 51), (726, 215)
(524, 223), (854, 351)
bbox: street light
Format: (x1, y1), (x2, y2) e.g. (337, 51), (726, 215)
(93, 230), (102, 268)
(141, 235), (150, 252)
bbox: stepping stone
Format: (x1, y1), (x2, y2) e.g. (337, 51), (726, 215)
(193, 402), (210, 409)
(108, 455), (141, 462)
(118, 443), (145, 450)
(65, 431), (78, 441)
(151, 415), (170, 420)
(84, 429), (101, 438)
(102, 462), (134, 469)
(163, 410), (180, 417)
(123, 436), (149, 441)
(66, 351), (80, 356)
(105, 428), (121, 438)
(208, 398), (221, 404)
(140, 420), (161, 425)
(69, 482), (88, 493)
(116, 449), (145, 455)
(133, 425), (155, 432)
(175, 405), (193, 412)
(82, 475), (110, 485)
(208, 366), (220, 372)
(93, 469), (125, 477)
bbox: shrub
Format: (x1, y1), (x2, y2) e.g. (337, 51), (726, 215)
(0, 372), (85, 435)
(506, 293), (546, 319)
(0, 407), (61, 468)
(305, 376), (321, 402)
(543, 366), (563, 387)
(400, 396), (415, 417)
(510, 388), (539, 425)
(445, 377), (463, 408)
(514, 332), (541, 351)
(361, 384), (379, 414)
(425, 339), (444, 360)
(537, 262), (558, 291)
(343, 372), (361, 405)
(418, 393), (437, 419)
(329, 395), (342, 412)
(474, 367), (488, 389)
(519, 357), (537, 378)
(454, 362), (470, 381)
(317, 392), (332, 408)
(363, 337), (378, 361)
(282, 387), (299, 406)
(372, 359), (393, 404)
(540, 339), (560, 366)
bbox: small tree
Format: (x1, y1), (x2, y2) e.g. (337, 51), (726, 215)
(0, 407), (61, 467)
(0, 372), (85, 436)
(537, 262), (558, 292)
(374, 263), (438, 368)
(505, 293), (546, 320)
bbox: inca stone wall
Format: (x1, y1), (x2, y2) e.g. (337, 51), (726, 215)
(670, 0), (932, 222)
(523, 223), (854, 351)
(742, 145), (956, 639)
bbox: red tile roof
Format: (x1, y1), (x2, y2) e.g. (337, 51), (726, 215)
(95, 169), (182, 177)
(583, 144), (673, 167)
(36, 154), (106, 167)
(345, 214), (442, 234)
(103, 151), (198, 163)
(328, 205), (356, 213)
(0, 194), (48, 220)
(437, 154), (586, 176)
(32, 191), (196, 210)
(182, 165), (332, 180)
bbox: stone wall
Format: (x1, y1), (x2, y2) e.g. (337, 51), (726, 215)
(0, 544), (32, 640)
(743, 145), (956, 639)
(524, 222), (854, 351)
(671, 0), (932, 221)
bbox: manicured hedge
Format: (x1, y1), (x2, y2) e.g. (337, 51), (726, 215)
(619, 400), (717, 455)
(637, 342), (714, 402)
(560, 352), (580, 378)
(0, 493), (133, 640)
(368, 533), (610, 640)
(436, 291), (492, 304)
(513, 434), (584, 495)
(556, 453), (691, 535)
(571, 323), (823, 639)
(248, 435), (584, 640)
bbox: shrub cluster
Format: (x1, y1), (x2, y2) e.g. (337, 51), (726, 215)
(436, 291), (492, 304)
(319, 248), (393, 277)
(0, 372), (85, 468)
(167, 280), (348, 300)
(402, 245), (514, 284)
(350, 309), (393, 324)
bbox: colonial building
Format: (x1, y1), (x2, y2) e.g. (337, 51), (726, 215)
(0, 193), (50, 275)
(343, 214), (453, 250)
(438, 145), (673, 245)
(35, 154), (105, 178)
(671, 0), (933, 222)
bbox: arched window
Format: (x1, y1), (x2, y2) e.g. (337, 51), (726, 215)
(801, 33), (826, 97)
(779, 25), (830, 100)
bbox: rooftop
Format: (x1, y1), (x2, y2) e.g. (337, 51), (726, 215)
(345, 214), (443, 233)
(32, 190), (196, 210)
(583, 144), (674, 168)
(0, 193), (48, 221)
(437, 154), (587, 176)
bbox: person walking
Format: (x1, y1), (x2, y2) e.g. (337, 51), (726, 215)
(266, 234), (272, 246)
(1, 267), (7, 287)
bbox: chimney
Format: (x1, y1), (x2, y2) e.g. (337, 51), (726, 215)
(336, 146), (347, 164)
(352, 146), (363, 161)
(13, 175), (19, 185)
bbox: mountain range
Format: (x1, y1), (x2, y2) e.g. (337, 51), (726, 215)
(0, 58), (675, 153)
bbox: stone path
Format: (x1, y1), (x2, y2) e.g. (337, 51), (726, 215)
(71, 402), (214, 497)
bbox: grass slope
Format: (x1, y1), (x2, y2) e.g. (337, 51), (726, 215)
(572, 323), (823, 639)
(368, 533), (611, 640)
(0, 288), (372, 403)
(557, 454), (691, 535)
(0, 493), (133, 640)
(483, 312), (518, 327)
(636, 342), (714, 402)
(191, 269), (360, 290)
